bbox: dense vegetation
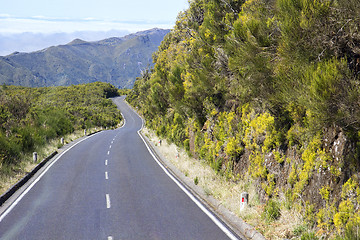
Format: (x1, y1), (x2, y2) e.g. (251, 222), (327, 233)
(0, 82), (121, 172)
(128, 0), (360, 238)
(0, 29), (169, 89)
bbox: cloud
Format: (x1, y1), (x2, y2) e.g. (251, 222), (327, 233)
(0, 16), (174, 34)
(0, 15), (173, 56)
(0, 14), (11, 18)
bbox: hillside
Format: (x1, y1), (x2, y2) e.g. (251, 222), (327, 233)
(0, 82), (121, 168)
(0, 28), (169, 88)
(128, 0), (360, 239)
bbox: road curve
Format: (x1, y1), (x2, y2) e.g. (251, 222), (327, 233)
(0, 96), (241, 240)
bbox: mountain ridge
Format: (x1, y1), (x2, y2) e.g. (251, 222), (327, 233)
(0, 28), (169, 88)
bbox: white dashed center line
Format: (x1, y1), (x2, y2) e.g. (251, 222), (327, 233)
(107, 151), (110, 155)
(105, 159), (108, 166)
(108, 237), (113, 240)
(106, 194), (111, 209)
(105, 172), (109, 180)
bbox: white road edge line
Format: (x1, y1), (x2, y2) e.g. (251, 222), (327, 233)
(120, 113), (126, 128)
(106, 194), (111, 209)
(0, 132), (101, 223)
(137, 130), (239, 240)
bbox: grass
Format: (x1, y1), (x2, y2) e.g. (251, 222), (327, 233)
(142, 127), (306, 239)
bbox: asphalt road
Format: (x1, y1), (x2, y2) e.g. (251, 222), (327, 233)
(0, 96), (240, 240)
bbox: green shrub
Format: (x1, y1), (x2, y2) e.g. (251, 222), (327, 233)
(342, 222), (360, 240)
(183, 139), (190, 152)
(211, 158), (223, 173)
(293, 225), (307, 236)
(194, 176), (199, 185)
(0, 133), (20, 166)
(0, 82), (122, 172)
(301, 231), (319, 240)
(262, 199), (281, 222)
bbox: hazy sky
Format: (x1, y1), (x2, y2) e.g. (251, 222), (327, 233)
(0, 0), (189, 34)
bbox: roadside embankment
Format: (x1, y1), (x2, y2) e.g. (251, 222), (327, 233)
(140, 127), (267, 240)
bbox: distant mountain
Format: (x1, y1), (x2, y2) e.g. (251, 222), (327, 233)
(0, 28), (169, 88)
(0, 30), (130, 56)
